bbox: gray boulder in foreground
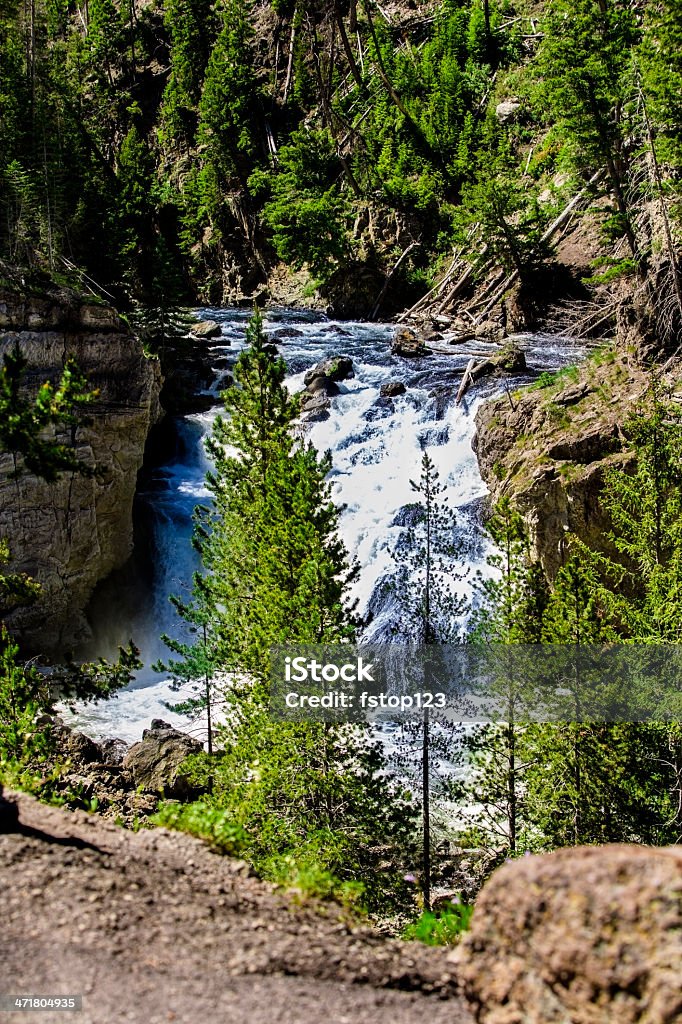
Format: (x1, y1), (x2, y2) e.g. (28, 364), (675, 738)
(455, 843), (682, 1023)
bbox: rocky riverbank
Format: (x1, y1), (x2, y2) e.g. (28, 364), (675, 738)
(473, 346), (679, 580)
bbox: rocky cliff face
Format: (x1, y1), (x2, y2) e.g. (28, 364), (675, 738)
(0, 281), (161, 653)
(473, 350), (662, 580)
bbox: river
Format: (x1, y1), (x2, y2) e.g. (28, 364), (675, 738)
(68, 308), (581, 743)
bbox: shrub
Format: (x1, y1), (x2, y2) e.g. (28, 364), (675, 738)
(402, 900), (474, 946)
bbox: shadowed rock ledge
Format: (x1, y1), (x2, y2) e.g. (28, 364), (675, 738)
(0, 277), (162, 653)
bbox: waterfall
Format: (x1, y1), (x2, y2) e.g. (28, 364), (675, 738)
(66, 309), (580, 742)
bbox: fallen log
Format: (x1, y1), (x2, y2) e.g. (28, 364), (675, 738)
(455, 345), (527, 405)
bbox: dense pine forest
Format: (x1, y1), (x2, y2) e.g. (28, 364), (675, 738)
(1, 0), (681, 327)
(2, 0), (682, 940)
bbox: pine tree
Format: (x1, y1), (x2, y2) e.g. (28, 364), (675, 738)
(387, 451), (468, 909)
(537, 0), (639, 257)
(161, 311), (414, 910)
(457, 499), (548, 856)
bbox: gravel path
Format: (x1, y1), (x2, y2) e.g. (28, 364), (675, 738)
(1, 791), (471, 1024)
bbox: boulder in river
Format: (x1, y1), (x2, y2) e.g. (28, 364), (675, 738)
(391, 326), (431, 358)
(271, 326), (305, 341)
(299, 391), (331, 422)
(122, 719), (204, 800)
(303, 355), (354, 386)
(307, 376), (340, 397)
(380, 381), (406, 398)
(190, 320), (222, 340)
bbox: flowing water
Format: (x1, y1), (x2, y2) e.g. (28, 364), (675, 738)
(68, 308), (581, 743)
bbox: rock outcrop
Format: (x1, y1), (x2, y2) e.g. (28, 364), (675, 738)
(456, 844), (682, 1024)
(0, 279), (162, 652)
(122, 719), (204, 799)
(473, 352), (658, 580)
(392, 326), (431, 358)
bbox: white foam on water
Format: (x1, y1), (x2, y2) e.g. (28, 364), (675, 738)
(64, 310), (578, 742)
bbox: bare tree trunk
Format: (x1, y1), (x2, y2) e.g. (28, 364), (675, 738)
(282, 7), (297, 105)
(335, 1), (364, 90)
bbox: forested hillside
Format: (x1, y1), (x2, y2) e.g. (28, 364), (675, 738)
(2, 0), (681, 336)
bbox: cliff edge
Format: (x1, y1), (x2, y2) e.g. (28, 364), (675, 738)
(0, 273), (161, 653)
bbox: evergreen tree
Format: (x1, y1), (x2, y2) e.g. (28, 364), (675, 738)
(388, 451), (467, 909)
(457, 500), (548, 855)
(161, 311), (414, 911)
(537, 0), (639, 256)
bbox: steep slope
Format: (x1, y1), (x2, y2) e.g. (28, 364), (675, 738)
(0, 277), (161, 653)
(1, 790), (469, 1024)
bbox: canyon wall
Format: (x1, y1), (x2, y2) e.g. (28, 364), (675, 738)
(0, 281), (161, 653)
(473, 351), (650, 580)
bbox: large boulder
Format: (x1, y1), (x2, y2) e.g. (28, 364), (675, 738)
(391, 326), (431, 358)
(456, 844), (682, 1023)
(303, 355), (354, 387)
(190, 319), (222, 340)
(380, 381), (407, 398)
(122, 719), (204, 800)
(299, 391), (331, 422)
(495, 98), (522, 123)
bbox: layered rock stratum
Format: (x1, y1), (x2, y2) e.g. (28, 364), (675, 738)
(0, 277), (161, 652)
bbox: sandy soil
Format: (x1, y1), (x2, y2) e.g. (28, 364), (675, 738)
(1, 791), (471, 1024)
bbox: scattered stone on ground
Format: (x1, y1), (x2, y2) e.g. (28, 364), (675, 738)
(455, 843), (682, 1024)
(1, 791), (470, 1024)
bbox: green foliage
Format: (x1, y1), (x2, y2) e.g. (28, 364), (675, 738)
(154, 800), (247, 854)
(262, 850), (365, 911)
(260, 128), (350, 281)
(0, 625), (53, 772)
(0, 343), (97, 480)
(402, 901), (474, 946)
(528, 365), (579, 391)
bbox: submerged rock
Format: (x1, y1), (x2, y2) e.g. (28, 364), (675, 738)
(270, 326), (305, 341)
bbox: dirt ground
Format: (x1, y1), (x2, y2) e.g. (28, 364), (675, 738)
(1, 791), (472, 1024)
